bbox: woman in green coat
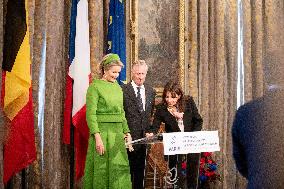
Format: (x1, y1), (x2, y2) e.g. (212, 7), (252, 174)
(84, 54), (132, 189)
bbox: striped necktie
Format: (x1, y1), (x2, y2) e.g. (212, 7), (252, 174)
(137, 87), (144, 112)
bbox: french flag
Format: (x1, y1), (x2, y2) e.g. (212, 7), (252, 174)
(63, 0), (90, 180)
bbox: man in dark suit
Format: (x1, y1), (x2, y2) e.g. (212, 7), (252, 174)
(232, 53), (284, 189)
(122, 60), (156, 189)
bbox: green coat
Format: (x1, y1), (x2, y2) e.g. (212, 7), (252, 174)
(84, 79), (131, 189)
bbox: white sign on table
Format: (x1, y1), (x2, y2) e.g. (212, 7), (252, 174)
(163, 131), (220, 155)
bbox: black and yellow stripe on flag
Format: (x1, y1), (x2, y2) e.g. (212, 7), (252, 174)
(2, 0), (36, 183)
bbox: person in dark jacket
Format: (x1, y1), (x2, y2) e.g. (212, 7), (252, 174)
(151, 81), (203, 189)
(232, 53), (284, 189)
(122, 60), (156, 189)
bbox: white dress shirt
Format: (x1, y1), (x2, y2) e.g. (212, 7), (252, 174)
(131, 81), (146, 111)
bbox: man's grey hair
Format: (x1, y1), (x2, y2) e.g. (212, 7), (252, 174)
(131, 60), (148, 72)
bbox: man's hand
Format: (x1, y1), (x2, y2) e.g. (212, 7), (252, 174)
(125, 133), (134, 152)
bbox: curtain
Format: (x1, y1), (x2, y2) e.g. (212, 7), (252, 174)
(242, 0), (265, 102)
(0, 0), (4, 188)
(243, 0), (284, 101)
(28, 0), (71, 188)
(188, 0), (238, 188)
(89, 0), (105, 80)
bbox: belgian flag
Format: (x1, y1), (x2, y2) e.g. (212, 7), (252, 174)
(2, 0), (36, 183)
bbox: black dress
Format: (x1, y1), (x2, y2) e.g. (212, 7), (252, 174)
(151, 96), (203, 189)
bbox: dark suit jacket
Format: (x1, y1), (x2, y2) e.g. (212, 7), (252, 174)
(152, 96), (203, 133)
(232, 89), (284, 189)
(122, 82), (156, 141)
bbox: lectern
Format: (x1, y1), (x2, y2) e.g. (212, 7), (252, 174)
(129, 134), (200, 189)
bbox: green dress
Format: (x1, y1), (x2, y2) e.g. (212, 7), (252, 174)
(83, 79), (132, 189)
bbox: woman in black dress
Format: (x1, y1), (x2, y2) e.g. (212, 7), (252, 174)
(151, 81), (203, 188)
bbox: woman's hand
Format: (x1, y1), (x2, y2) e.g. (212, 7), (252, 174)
(124, 133), (129, 139)
(172, 111), (184, 120)
(145, 132), (154, 138)
(168, 107), (184, 119)
(95, 133), (104, 155)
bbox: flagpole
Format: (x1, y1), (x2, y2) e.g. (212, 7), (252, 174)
(21, 169), (26, 189)
(6, 179), (12, 189)
(70, 124), (74, 189)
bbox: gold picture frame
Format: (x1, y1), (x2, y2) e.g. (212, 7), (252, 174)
(126, 0), (186, 96)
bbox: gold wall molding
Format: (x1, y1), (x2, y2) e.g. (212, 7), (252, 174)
(129, 0), (138, 62)
(179, 0), (185, 92)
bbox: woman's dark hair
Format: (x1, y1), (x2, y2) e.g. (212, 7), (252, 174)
(162, 81), (186, 112)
